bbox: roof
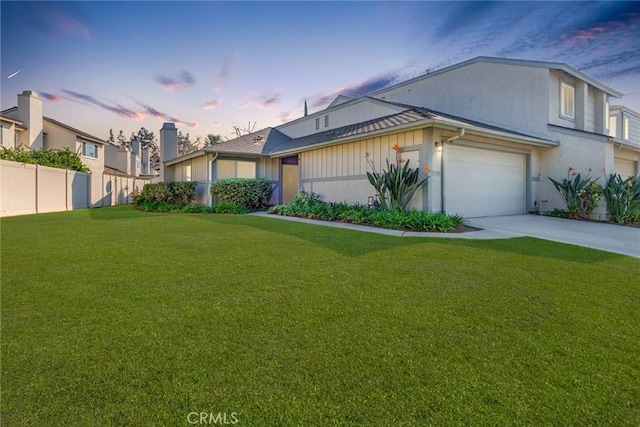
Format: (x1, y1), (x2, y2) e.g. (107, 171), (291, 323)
(270, 104), (557, 156)
(369, 56), (624, 98)
(1, 106), (106, 144)
(0, 113), (26, 130)
(610, 105), (640, 119)
(168, 101), (557, 165)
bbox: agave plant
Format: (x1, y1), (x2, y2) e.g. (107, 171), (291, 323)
(366, 144), (430, 211)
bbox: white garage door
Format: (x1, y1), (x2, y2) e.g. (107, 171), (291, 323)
(614, 157), (636, 178)
(444, 145), (526, 217)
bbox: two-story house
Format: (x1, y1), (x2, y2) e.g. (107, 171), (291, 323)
(104, 139), (151, 177)
(609, 105), (640, 178)
(160, 57), (639, 218)
(1, 91), (106, 174)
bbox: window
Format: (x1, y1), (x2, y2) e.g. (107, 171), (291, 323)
(623, 117), (630, 140)
(324, 115), (329, 128)
(82, 141), (98, 158)
(609, 116), (617, 138)
(184, 164), (192, 181)
(560, 82), (575, 119)
(216, 160), (256, 179)
(315, 118), (320, 130)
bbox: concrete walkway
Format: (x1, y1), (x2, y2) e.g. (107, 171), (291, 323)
(252, 212), (640, 257)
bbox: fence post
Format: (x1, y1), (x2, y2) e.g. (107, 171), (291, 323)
(35, 164), (39, 214)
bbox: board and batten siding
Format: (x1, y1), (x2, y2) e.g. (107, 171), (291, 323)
(300, 129), (426, 205)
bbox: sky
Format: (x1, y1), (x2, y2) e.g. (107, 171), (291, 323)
(1, 1), (639, 143)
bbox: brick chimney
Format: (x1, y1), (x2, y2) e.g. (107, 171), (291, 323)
(17, 91), (43, 150)
(159, 122), (177, 181)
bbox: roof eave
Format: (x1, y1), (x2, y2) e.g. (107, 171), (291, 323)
(272, 118), (558, 157)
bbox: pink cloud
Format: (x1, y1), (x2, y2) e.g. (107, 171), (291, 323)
(202, 99), (220, 110)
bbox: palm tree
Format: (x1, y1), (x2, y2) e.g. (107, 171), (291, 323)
(204, 134), (222, 147)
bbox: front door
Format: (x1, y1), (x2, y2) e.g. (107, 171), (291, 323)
(281, 155), (299, 203)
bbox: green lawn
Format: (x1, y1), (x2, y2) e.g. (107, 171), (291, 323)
(2, 206), (639, 425)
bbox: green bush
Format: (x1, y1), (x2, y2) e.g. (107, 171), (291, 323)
(134, 181), (197, 209)
(210, 178), (272, 210)
(602, 174), (640, 224)
(268, 191), (464, 232)
(1, 146), (88, 172)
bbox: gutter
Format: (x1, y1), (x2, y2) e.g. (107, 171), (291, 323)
(608, 137), (640, 152)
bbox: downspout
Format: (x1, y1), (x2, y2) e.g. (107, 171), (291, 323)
(439, 128), (466, 213)
(208, 152), (219, 206)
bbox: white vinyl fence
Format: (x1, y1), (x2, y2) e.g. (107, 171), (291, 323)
(0, 159), (150, 217)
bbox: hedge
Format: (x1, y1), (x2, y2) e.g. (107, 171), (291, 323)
(134, 181), (197, 209)
(210, 178), (272, 210)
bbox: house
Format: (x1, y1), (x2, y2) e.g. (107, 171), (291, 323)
(608, 105), (640, 178)
(161, 57), (640, 218)
(1, 91), (106, 174)
(104, 139), (151, 177)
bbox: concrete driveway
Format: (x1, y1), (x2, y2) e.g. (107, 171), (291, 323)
(468, 215), (640, 258)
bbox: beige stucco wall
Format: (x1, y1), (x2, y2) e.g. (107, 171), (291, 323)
(377, 62), (551, 137)
(43, 122), (104, 174)
(1, 120), (18, 149)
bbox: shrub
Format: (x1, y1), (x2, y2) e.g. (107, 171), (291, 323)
(210, 178), (273, 210)
(548, 168), (602, 219)
(268, 191), (464, 232)
(602, 173), (640, 224)
(134, 181), (197, 209)
(1, 146), (88, 172)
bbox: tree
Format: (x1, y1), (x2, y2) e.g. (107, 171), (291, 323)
(204, 134), (222, 147)
(177, 130), (197, 155)
(230, 121), (257, 139)
(131, 127), (158, 153)
(117, 130), (128, 148)
(107, 129), (115, 145)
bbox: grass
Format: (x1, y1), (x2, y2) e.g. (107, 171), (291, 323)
(1, 206), (639, 425)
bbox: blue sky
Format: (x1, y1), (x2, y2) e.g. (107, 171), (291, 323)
(1, 1), (639, 142)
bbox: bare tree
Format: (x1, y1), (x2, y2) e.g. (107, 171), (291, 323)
(229, 121), (257, 139)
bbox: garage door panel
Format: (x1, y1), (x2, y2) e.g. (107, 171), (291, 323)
(614, 158), (636, 178)
(444, 145), (525, 218)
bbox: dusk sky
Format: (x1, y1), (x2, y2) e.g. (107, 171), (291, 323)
(2, 1), (639, 143)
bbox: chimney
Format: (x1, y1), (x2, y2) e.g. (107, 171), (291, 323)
(17, 91), (43, 150)
(159, 122), (178, 181)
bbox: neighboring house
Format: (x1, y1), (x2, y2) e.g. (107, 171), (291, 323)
(161, 57), (640, 218)
(609, 105), (640, 178)
(104, 139), (150, 177)
(1, 91), (106, 174)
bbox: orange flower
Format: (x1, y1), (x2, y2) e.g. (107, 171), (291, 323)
(397, 156), (404, 163)
(393, 143), (400, 152)
(423, 166), (430, 173)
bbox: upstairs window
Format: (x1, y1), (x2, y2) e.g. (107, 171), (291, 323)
(623, 117), (630, 140)
(560, 82), (575, 119)
(315, 118), (320, 130)
(324, 115), (329, 128)
(82, 141), (98, 158)
(609, 116), (617, 138)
